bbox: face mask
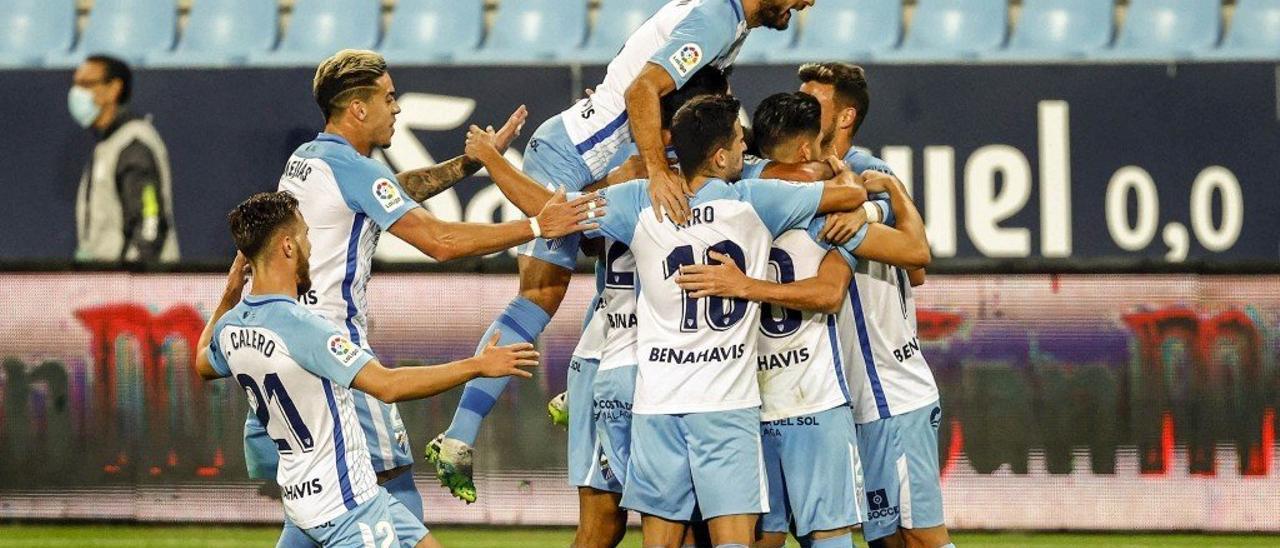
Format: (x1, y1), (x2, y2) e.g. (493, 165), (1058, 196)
(67, 86), (101, 128)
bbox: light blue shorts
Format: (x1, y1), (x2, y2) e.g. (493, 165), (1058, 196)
(244, 413), (278, 480)
(303, 488), (428, 548)
(856, 401), (945, 541)
(760, 406), (863, 537)
(592, 365), (637, 492)
(280, 470), (423, 548)
(516, 114), (596, 270)
(568, 356), (618, 492)
(622, 407), (768, 521)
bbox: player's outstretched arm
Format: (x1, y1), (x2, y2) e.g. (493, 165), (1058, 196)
(194, 253), (249, 380)
(388, 189), (604, 262)
(676, 250), (852, 315)
(464, 125), (556, 216)
(816, 158), (869, 215)
(850, 172), (931, 270)
(396, 105), (528, 203)
(626, 63), (690, 224)
(351, 331), (538, 403)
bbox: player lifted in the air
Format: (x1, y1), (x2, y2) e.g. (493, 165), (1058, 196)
(430, 0), (819, 508)
(194, 192), (540, 547)
(586, 95), (866, 547)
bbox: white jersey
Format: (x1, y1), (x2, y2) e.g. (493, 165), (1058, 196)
(598, 238), (639, 372)
(572, 278), (608, 360)
(561, 0), (749, 179)
(756, 227), (853, 421)
(277, 132), (418, 470)
(207, 295), (379, 528)
(591, 178), (825, 414)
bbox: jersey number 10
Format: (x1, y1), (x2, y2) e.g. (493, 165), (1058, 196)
(663, 240), (748, 332)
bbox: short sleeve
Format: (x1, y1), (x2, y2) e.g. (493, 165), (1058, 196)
(741, 156), (771, 180)
(206, 335), (232, 378)
(332, 158), (418, 231)
(806, 215), (869, 270)
(867, 194), (894, 227)
(585, 180), (647, 245)
(738, 179), (824, 237)
(650, 5), (740, 89)
(846, 150), (896, 177)
(284, 314), (375, 388)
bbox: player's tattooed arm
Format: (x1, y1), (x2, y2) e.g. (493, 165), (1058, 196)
(352, 331), (538, 402)
(852, 171), (931, 270)
(676, 250), (852, 315)
(395, 105), (529, 203)
(194, 253), (250, 380)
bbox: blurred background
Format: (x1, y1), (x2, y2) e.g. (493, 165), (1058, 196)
(0, 0), (1278, 541)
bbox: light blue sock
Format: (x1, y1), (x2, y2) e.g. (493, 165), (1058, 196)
(443, 297), (550, 445)
(799, 533), (854, 548)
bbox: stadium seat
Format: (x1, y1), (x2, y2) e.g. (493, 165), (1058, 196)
(735, 23), (799, 63)
(877, 0), (1007, 61)
(770, 0), (903, 62)
(1097, 0), (1220, 60)
(983, 0), (1113, 60)
(1199, 0), (1280, 60)
(574, 0), (667, 64)
(0, 0), (76, 68)
(246, 0), (380, 67)
(380, 0), (485, 64)
(456, 0), (588, 64)
(146, 0), (277, 68)
(43, 0), (177, 68)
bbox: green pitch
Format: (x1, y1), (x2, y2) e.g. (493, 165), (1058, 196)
(0, 525), (1276, 547)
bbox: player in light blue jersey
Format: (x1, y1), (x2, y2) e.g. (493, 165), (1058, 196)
(263, 50), (601, 546)
(194, 192), (541, 547)
(431, 0), (818, 506)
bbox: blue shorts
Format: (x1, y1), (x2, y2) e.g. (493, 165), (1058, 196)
(568, 356), (618, 492)
(622, 407), (768, 521)
(303, 488), (428, 548)
(244, 414), (278, 480)
(760, 406), (863, 537)
(516, 114), (596, 270)
(857, 401), (945, 541)
(593, 365), (637, 492)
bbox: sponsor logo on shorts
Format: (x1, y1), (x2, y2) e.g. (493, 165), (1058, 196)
(328, 335), (362, 367)
(866, 488), (900, 520)
(373, 178), (405, 212)
(930, 406), (942, 429)
(669, 43), (703, 77)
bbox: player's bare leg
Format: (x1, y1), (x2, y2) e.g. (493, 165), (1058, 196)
(706, 514), (756, 547)
(415, 533), (443, 548)
(641, 514), (689, 548)
(793, 527), (855, 547)
(755, 531), (787, 548)
(899, 526), (952, 548)
(573, 487), (627, 548)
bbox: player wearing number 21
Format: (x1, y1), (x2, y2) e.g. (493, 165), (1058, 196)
(193, 192), (540, 547)
(585, 95), (869, 547)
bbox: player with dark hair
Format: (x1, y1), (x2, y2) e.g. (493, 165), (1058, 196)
(193, 192), (539, 547)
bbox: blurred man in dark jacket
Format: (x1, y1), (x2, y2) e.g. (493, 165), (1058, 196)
(70, 54), (179, 265)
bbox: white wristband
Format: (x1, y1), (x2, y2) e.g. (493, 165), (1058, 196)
(862, 201), (883, 224)
(529, 217), (542, 239)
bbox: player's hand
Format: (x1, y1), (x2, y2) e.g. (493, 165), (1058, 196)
(675, 250), (748, 299)
(493, 104), (528, 153)
(649, 165), (691, 224)
(826, 155), (865, 188)
(860, 170), (894, 193)
(533, 187), (607, 238)
(474, 331), (539, 379)
(820, 209), (869, 245)
(464, 125), (502, 164)
(224, 252), (250, 297)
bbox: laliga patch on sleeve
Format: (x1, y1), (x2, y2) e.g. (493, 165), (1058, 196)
(327, 335), (362, 367)
(372, 178), (405, 212)
(669, 43), (703, 77)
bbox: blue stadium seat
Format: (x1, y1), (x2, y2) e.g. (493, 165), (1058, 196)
(770, 0), (903, 62)
(457, 0), (588, 63)
(246, 0), (380, 67)
(146, 0), (277, 68)
(877, 0), (1007, 61)
(1199, 0), (1280, 60)
(983, 0), (1113, 60)
(380, 0), (484, 64)
(735, 24), (798, 63)
(0, 0), (76, 68)
(44, 0), (177, 68)
(574, 0), (667, 63)
(1097, 0), (1219, 60)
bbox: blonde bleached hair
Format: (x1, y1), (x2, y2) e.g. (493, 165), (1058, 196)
(312, 49), (388, 121)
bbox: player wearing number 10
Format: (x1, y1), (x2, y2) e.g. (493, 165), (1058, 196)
(194, 192), (540, 547)
(585, 95), (869, 546)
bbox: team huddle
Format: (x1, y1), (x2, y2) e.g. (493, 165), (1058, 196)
(191, 1), (952, 547)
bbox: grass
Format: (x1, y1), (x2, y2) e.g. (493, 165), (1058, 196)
(0, 524), (1277, 547)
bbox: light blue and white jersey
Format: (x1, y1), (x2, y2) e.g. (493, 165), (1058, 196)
(207, 294), (379, 529)
(278, 132), (417, 471)
(741, 155), (770, 180)
(589, 177), (824, 414)
(562, 0), (749, 179)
